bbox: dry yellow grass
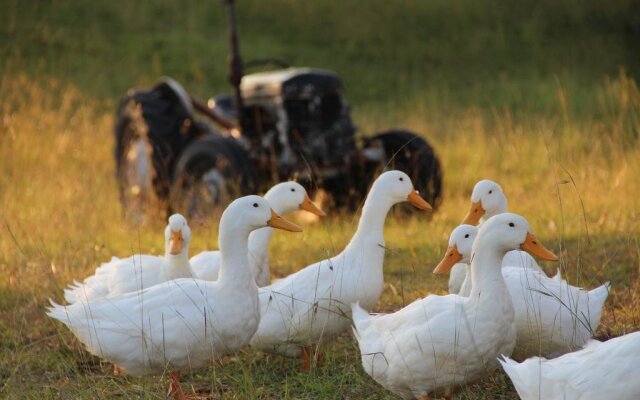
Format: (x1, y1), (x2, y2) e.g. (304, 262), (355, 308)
(1, 73), (639, 398)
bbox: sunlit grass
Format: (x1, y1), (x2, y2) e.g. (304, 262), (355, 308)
(2, 0), (638, 115)
(0, 72), (638, 398)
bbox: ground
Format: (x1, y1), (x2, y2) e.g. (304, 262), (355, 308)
(1, 1), (639, 399)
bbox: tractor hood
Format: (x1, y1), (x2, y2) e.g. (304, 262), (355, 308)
(240, 68), (344, 100)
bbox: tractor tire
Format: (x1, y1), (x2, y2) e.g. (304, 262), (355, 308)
(363, 129), (443, 209)
(169, 135), (257, 219)
(114, 97), (172, 223)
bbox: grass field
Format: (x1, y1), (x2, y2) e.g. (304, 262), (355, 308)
(1, 1), (640, 399)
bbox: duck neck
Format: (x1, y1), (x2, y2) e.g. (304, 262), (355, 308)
(164, 249), (193, 278)
(458, 263), (472, 296)
(482, 199), (508, 223)
(350, 189), (394, 246)
(247, 193), (284, 270)
(217, 221), (256, 291)
(247, 226), (273, 268)
(468, 242), (508, 302)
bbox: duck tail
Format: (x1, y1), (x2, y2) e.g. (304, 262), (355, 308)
(350, 302), (372, 338)
(63, 281), (94, 304)
(63, 283), (81, 304)
(64, 277), (110, 304)
(46, 299), (69, 322)
(498, 354), (533, 398)
(587, 281), (611, 331)
(498, 355), (519, 375)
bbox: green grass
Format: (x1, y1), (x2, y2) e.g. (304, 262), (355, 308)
(1, 0), (639, 118)
(1, 1), (640, 399)
(1, 73), (639, 399)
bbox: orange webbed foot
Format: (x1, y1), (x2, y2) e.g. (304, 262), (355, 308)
(167, 371), (210, 400)
(300, 346), (324, 372)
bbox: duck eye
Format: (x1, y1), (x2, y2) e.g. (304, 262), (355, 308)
(489, 190), (493, 194)
(290, 188), (295, 192)
(399, 177), (404, 181)
(253, 203), (259, 208)
(464, 234), (470, 238)
(509, 222), (515, 227)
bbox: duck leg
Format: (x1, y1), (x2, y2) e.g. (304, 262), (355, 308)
(167, 371), (209, 400)
(301, 346), (313, 372)
(316, 349), (325, 368)
(301, 346), (324, 371)
(167, 371), (185, 399)
(112, 364), (123, 376)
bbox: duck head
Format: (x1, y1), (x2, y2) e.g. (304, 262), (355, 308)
(221, 195), (303, 234)
(370, 170), (432, 210)
(475, 213), (558, 262)
(462, 179), (508, 225)
(433, 224), (478, 274)
(165, 213), (192, 256)
(264, 181), (326, 217)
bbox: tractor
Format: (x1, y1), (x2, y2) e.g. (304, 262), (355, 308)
(114, 2), (442, 221)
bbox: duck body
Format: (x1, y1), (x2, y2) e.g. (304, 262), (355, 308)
(64, 214), (193, 304)
(252, 232), (386, 356)
(353, 290), (515, 399)
(48, 196), (300, 377)
(190, 182), (324, 286)
(51, 277), (259, 375)
(189, 251), (222, 281)
(250, 171), (431, 357)
(352, 214), (552, 399)
(500, 331), (640, 400)
(500, 267), (610, 360)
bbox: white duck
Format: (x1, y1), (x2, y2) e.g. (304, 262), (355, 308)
(436, 224), (479, 294)
(351, 213), (558, 399)
(500, 331), (640, 400)
(461, 179), (509, 226)
(435, 224), (609, 360)
(190, 181), (325, 286)
(447, 179), (544, 294)
(64, 214), (194, 304)
(48, 196), (301, 398)
(250, 171), (431, 370)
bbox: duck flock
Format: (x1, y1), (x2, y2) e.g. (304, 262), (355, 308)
(47, 171), (639, 400)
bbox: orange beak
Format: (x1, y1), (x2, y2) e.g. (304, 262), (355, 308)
(169, 230), (183, 255)
(267, 209), (303, 232)
(298, 195), (326, 217)
(433, 245), (463, 274)
(407, 190), (432, 211)
(462, 201), (485, 225)
(520, 232), (558, 261)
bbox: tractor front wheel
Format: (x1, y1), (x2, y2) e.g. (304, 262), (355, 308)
(362, 129), (443, 209)
(169, 135), (256, 219)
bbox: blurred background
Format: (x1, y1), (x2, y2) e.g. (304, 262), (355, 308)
(2, 0), (639, 122)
